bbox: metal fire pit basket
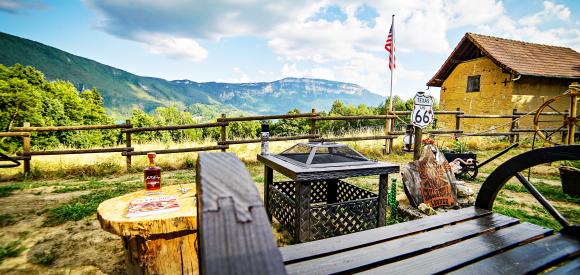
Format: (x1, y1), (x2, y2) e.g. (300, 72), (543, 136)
(273, 142), (375, 168)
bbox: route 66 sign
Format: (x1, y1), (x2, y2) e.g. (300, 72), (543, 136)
(411, 91), (434, 128)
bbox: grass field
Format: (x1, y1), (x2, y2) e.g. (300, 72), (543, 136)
(0, 136), (577, 273)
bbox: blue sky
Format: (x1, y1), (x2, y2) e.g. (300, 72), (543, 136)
(0, 0), (578, 100)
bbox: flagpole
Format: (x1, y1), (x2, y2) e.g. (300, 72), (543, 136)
(386, 14), (395, 154)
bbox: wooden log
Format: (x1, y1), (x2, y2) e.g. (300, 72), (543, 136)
(125, 120), (133, 171)
(0, 132), (30, 137)
(309, 108), (317, 142)
(458, 114), (519, 118)
(97, 184), (197, 274)
(413, 127), (423, 160)
(218, 135), (319, 145)
(313, 115), (395, 121)
(311, 135), (398, 142)
(13, 124), (130, 132)
(22, 122), (31, 176)
(122, 122), (227, 133)
(123, 145), (227, 156)
(20, 147), (132, 156)
(455, 108), (461, 140)
(220, 114), (227, 152)
(218, 112), (318, 122)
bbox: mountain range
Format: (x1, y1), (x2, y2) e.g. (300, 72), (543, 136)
(0, 32), (384, 117)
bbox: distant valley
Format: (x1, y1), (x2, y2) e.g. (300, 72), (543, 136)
(0, 32), (384, 118)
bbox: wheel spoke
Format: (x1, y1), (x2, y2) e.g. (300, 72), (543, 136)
(545, 125), (566, 139)
(546, 104), (564, 116)
(515, 173), (570, 228)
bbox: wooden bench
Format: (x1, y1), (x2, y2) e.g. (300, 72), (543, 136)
(196, 148), (580, 275)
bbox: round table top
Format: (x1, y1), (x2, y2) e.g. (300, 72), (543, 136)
(97, 184), (197, 237)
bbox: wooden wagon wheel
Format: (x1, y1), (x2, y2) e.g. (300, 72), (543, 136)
(476, 145), (580, 237)
(532, 87), (579, 145)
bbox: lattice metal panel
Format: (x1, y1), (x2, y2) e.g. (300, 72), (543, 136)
(269, 180), (381, 242)
(272, 181), (295, 198)
(310, 180), (328, 203)
(269, 186), (296, 235)
(310, 198), (378, 240)
(337, 180), (377, 202)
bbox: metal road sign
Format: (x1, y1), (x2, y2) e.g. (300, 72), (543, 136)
(412, 91), (434, 128)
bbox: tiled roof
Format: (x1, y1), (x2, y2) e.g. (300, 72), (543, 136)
(427, 33), (580, 87)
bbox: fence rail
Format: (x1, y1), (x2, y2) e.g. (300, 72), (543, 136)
(0, 107), (569, 176)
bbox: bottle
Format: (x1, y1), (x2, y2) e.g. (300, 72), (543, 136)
(261, 124), (270, 155)
(144, 152), (161, 191)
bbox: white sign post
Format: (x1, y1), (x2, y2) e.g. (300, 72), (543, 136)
(411, 91), (434, 129)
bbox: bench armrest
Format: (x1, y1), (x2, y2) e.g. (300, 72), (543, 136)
(196, 152), (287, 275)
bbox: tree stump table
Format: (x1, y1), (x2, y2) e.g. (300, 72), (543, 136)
(97, 184), (198, 275)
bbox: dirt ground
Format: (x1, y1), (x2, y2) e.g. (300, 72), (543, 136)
(0, 148), (576, 274)
(0, 185), (125, 274)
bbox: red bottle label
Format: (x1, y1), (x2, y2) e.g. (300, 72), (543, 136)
(144, 170), (161, 190)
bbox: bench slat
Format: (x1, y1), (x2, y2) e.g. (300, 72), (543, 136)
(363, 222), (553, 275)
(281, 206), (491, 263)
(547, 257), (580, 275)
(285, 213), (518, 275)
(197, 153), (287, 275)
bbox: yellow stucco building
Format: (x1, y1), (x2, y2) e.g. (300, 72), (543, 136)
(428, 33), (580, 132)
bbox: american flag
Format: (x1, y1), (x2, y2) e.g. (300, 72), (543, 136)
(384, 23), (396, 70)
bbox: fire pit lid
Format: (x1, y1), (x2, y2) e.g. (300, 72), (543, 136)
(273, 142), (374, 168)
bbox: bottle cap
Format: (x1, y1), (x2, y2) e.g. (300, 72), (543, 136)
(261, 124), (269, 132)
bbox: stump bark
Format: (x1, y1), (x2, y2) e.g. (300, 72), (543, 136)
(97, 184), (198, 274)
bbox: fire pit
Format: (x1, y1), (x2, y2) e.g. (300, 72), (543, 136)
(257, 142), (400, 242)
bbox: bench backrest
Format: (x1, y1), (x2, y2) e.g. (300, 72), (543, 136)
(196, 152), (287, 275)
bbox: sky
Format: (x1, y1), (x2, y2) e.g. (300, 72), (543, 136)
(0, 0), (578, 100)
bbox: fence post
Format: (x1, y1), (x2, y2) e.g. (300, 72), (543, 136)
(220, 114), (227, 152)
(309, 108), (317, 142)
(22, 122), (31, 177)
(413, 126), (423, 160)
(387, 115), (394, 155)
(454, 108), (461, 140)
(562, 109), (569, 143)
(125, 119), (132, 171)
(510, 108), (517, 144)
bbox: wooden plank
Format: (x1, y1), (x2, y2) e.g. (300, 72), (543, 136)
(22, 147), (132, 156)
(13, 124), (130, 131)
(284, 213), (519, 275)
(196, 152), (286, 275)
(219, 135), (319, 145)
(218, 113), (318, 122)
(281, 206), (491, 263)
(122, 122), (227, 133)
(547, 257), (580, 275)
(362, 222), (553, 275)
(450, 234), (580, 275)
(0, 132), (30, 137)
(123, 146), (227, 156)
(311, 135), (398, 142)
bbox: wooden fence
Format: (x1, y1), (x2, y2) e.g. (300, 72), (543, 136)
(1, 108), (568, 175)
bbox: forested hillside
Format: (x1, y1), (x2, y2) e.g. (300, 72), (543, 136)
(0, 32), (385, 117)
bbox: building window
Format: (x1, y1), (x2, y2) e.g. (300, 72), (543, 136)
(466, 75), (480, 92)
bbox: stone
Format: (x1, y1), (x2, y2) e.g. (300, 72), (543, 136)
(418, 203), (437, 216)
(456, 183), (474, 197)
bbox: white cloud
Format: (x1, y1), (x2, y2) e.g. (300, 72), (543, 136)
(519, 1), (571, 26)
(135, 33), (208, 62)
(85, 0), (579, 96)
(0, 0), (45, 14)
(281, 64), (336, 80)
